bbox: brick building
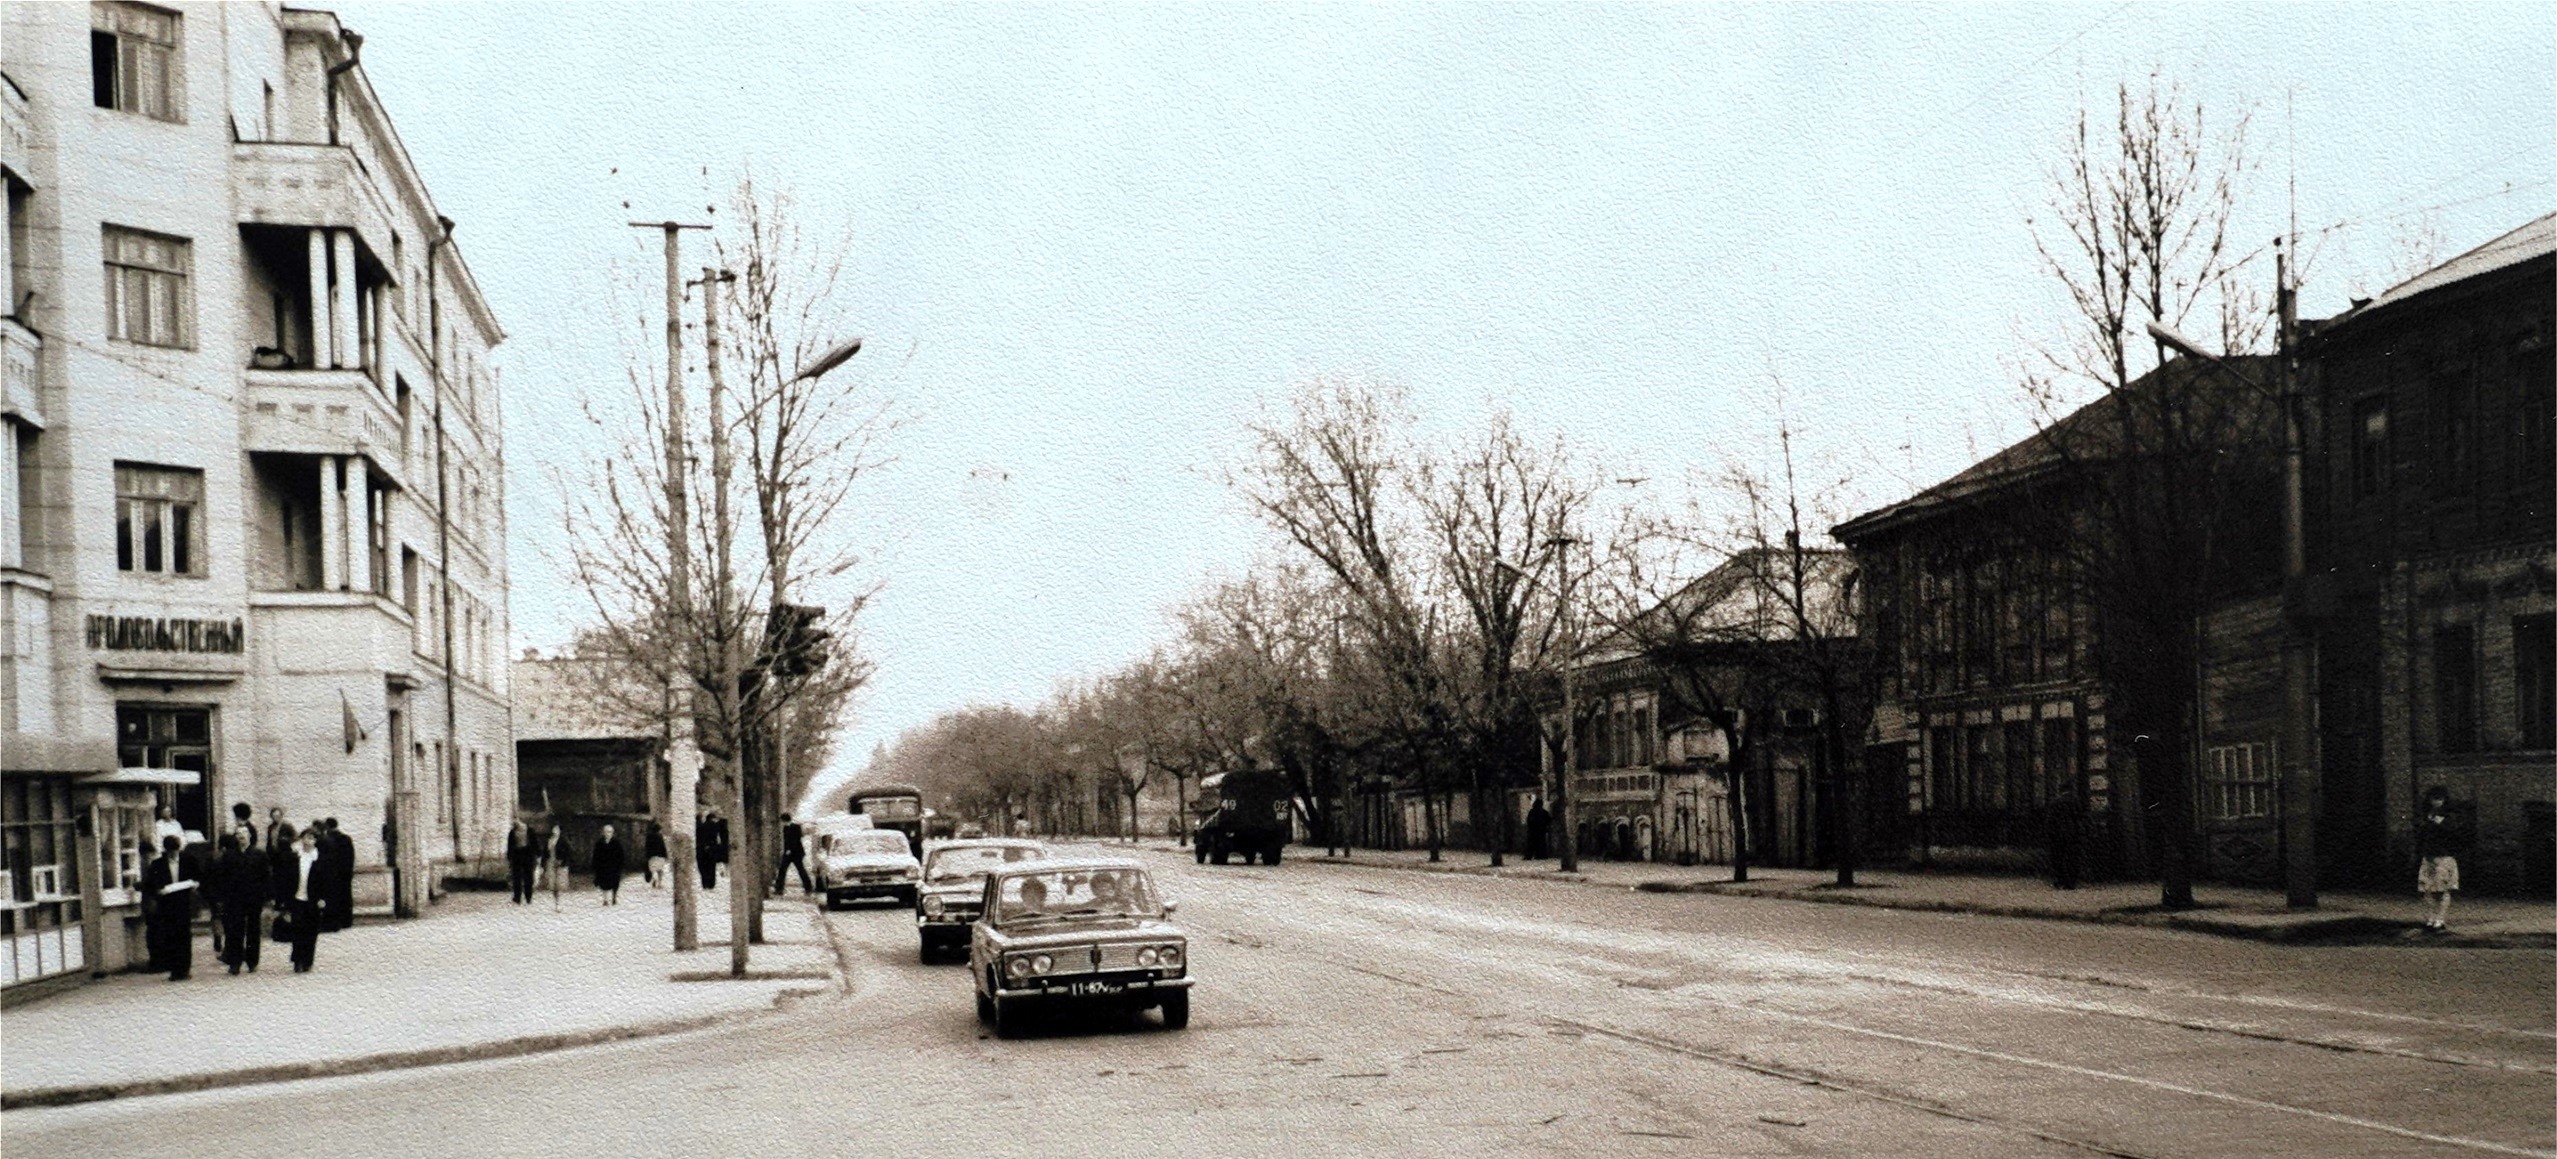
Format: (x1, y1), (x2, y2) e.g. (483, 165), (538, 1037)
(1, 4), (511, 998)
(2303, 212), (2554, 894)
(1836, 359), (2283, 879)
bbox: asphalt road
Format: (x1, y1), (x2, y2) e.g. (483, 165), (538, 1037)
(8, 845), (2550, 1158)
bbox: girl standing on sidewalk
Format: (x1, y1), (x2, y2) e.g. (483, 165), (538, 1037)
(506, 820), (538, 904)
(2417, 786), (2465, 934)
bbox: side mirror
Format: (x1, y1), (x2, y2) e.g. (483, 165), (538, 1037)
(1162, 899), (1179, 914)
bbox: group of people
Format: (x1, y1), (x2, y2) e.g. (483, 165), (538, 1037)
(506, 819), (666, 906)
(141, 802), (356, 982)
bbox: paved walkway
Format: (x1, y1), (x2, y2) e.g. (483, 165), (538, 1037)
(1137, 839), (2553, 948)
(1, 878), (840, 1107)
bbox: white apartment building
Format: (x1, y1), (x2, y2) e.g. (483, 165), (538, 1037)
(1, 3), (512, 998)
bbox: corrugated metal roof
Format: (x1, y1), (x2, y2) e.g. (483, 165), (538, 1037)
(2357, 211), (2555, 318)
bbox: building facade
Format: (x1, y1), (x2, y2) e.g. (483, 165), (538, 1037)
(1836, 362), (2285, 880)
(1542, 547), (1861, 868)
(513, 657), (658, 871)
(1, 3), (511, 998)
(2305, 213), (2554, 895)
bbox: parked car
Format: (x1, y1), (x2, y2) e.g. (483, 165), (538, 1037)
(813, 827), (920, 909)
(970, 857), (1190, 1038)
(914, 838), (1048, 962)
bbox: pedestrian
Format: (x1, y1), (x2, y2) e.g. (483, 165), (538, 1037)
(774, 814), (811, 896)
(280, 827), (324, 972)
(2416, 786), (2464, 934)
(543, 825), (569, 908)
(319, 818), (357, 931)
(506, 820), (538, 904)
(592, 824), (628, 905)
(140, 835), (198, 980)
(266, 821), (299, 919)
(1525, 796), (1552, 860)
(263, 806), (288, 851)
(644, 820), (669, 889)
(152, 802), (186, 851)
(2045, 785), (2083, 890)
(230, 801), (261, 851)
(695, 807), (726, 890)
(214, 832), (265, 974)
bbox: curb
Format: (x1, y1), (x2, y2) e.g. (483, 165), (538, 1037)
(0, 1007), (771, 1111)
(1271, 848), (2552, 949)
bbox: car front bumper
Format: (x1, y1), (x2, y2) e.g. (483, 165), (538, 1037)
(990, 974), (1193, 1001)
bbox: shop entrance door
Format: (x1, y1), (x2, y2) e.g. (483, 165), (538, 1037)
(117, 705), (215, 835)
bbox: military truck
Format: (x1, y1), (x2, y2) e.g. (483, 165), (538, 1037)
(1191, 769), (1292, 866)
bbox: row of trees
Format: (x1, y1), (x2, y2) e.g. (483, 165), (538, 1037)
(868, 73), (2317, 909)
(867, 370), (1867, 878)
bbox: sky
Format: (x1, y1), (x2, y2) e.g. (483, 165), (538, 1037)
(331, 2), (2554, 811)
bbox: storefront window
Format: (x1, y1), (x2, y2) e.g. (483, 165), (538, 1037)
(2, 776), (87, 986)
(97, 802), (148, 905)
(116, 704), (213, 833)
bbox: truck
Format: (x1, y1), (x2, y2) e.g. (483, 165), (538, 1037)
(847, 782), (928, 859)
(1191, 768), (1292, 866)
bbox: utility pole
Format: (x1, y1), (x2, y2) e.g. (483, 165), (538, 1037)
(633, 220), (710, 952)
(2276, 241), (2320, 909)
(700, 266), (753, 975)
(1556, 537), (1582, 874)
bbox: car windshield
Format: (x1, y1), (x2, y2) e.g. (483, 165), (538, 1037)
(829, 831), (910, 857)
(925, 845), (1042, 882)
(993, 868), (1159, 925)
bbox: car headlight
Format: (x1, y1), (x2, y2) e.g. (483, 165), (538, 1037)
(1031, 954), (1054, 975)
(1158, 945), (1183, 968)
(1136, 947), (1160, 967)
(923, 895), (945, 916)
(903, 865), (920, 879)
(1006, 956), (1032, 979)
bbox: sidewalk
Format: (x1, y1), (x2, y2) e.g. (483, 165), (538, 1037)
(1, 879), (841, 1109)
(1200, 841), (2554, 949)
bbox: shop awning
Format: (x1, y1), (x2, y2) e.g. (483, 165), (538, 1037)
(77, 767), (204, 787)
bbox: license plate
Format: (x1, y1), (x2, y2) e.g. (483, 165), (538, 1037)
(1066, 979), (1126, 997)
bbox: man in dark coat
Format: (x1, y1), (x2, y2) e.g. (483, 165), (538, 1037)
(1525, 797), (1552, 860)
(2046, 786), (2084, 890)
(214, 832), (266, 974)
(774, 814), (811, 896)
(320, 818), (357, 930)
(139, 836), (198, 981)
(695, 808), (728, 889)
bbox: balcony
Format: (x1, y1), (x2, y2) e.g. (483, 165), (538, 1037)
(2, 316), (37, 427)
(243, 367), (409, 491)
(230, 141), (401, 261)
(0, 71), (26, 180)
(249, 590), (417, 685)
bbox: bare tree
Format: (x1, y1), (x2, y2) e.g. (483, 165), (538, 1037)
(2018, 74), (2276, 909)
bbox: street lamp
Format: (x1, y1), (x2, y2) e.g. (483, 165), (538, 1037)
(1498, 534), (1586, 873)
(2149, 270), (2320, 910)
(792, 337), (864, 383)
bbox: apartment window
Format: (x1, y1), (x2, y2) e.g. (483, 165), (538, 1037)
(2517, 614), (2554, 751)
(102, 226), (192, 348)
(2434, 624), (2478, 754)
(114, 463), (202, 576)
(2351, 396), (2389, 499)
(2208, 742), (2273, 821)
(2433, 371), (2475, 493)
(90, 3), (182, 122)
(367, 481), (390, 596)
(2519, 351), (2553, 490)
